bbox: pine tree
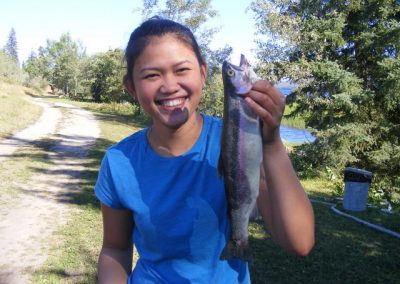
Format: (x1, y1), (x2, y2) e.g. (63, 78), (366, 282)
(250, 0), (400, 204)
(3, 28), (19, 64)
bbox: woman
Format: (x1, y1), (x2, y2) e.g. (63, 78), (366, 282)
(95, 17), (314, 283)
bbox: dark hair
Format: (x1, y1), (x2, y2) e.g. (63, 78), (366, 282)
(124, 16), (204, 81)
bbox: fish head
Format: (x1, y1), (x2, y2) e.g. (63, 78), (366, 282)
(222, 54), (260, 96)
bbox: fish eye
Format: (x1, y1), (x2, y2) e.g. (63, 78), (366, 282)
(227, 69), (235, 77)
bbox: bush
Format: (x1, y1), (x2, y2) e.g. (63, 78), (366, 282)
(23, 76), (48, 91)
(291, 140), (400, 210)
(0, 51), (26, 84)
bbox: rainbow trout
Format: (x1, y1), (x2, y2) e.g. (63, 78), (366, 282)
(218, 54), (262, 261)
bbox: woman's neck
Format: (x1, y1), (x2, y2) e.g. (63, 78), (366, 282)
(147, 113), (203, 157)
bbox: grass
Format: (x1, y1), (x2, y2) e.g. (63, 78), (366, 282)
(1, 87), (398, 283)
(281, 102), (306, 129)
(249, 179), (400, 284)
(249, 204), (399, 283)
(0, 81), (43, 139)
(0, 81), (51, 200)
(0, 139), (52, 200)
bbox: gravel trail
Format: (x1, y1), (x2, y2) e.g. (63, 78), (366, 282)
(0, 99), (100, 283)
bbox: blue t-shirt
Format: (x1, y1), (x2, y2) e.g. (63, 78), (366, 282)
(95, 114), (250, 283)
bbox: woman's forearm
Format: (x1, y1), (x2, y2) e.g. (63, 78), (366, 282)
(98, 246), (133, 284)
(259, 139), (315, 256)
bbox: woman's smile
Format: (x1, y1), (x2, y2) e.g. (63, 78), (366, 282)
(156, 96), (187, 108)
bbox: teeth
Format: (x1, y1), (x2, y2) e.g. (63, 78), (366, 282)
(160, 98), (185, 107)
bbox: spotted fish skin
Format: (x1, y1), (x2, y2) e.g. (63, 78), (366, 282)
(218, 55), (262, 261)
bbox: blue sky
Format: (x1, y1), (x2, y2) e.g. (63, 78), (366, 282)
(0, 0), (259, 65)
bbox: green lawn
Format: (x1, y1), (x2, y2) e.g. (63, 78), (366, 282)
(249, 180), (400, 284)
(2, 91), (397, 283)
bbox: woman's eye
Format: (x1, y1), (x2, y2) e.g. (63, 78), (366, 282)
(143, 73), (158, 79)
(177, 68), (190, 73)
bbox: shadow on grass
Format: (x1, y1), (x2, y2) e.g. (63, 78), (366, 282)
(26, 90), (150, 129)
(2, 133), (116, 210)
(90, 110), (150, 130)
(33, 246), (98, 284)
(248, 203), (400, 284)
(24, 89), (58, 100)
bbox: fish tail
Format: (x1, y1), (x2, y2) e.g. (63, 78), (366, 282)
(220, 240), (252, 261)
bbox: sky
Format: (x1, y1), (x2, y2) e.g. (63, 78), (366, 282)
(0, 0), (259, 65)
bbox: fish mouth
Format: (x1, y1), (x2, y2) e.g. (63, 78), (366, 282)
(222, 54), (248, 73)
(223, 60), (253, 95)
(222, 61), (243, 74)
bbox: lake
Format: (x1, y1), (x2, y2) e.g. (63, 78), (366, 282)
(278, 87), (315, 143)
(280, 125), (315, 144)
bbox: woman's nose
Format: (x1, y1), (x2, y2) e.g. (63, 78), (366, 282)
(160, 74), (180, 94)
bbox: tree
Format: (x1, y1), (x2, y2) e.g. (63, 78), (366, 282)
(139, 0), (218, 46)
(250, 0), (400, 204)
(47, 33), (86, 97)
(82, 49), (129, 103)
(24, 33), (86, 97)
(23, 51), (39, 77)
(3, 28), (19, 64)
(1, 28), (24, 83)
(23, 46), (54, 85)
(0, 50), (25, 83)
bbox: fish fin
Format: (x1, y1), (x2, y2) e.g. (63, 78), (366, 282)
(220, 240), (252, 262)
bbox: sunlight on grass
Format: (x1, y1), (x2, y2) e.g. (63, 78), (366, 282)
(0, 140), (52, 199)
(301, 178), (339, 199)
(0, 82), (43, 139)
(34, 207), (102, 283)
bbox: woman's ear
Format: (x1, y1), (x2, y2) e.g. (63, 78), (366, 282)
(123, 74), (137, 100)
(200, 63), (208, 87)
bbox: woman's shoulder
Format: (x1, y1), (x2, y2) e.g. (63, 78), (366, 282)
(107, 128), (148, 154)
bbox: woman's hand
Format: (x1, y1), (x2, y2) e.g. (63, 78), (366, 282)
(244, 80), (286, 144)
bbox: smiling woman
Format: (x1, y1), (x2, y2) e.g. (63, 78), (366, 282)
(95, 16), (314, 284)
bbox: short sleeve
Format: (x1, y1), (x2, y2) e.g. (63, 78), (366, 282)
(94, 153), (124, 209)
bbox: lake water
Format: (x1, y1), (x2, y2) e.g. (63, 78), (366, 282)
(278, 87), (315, 143)
(280, 125), (315, 144)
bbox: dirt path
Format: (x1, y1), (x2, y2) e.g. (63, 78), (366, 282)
(0, 98), (100, 283)
(0, 98), (62, 161)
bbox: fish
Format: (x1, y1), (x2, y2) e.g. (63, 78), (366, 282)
(218, 54), (263, 261)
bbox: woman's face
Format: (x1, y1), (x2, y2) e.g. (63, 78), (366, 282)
(129, 34), (207, 130)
